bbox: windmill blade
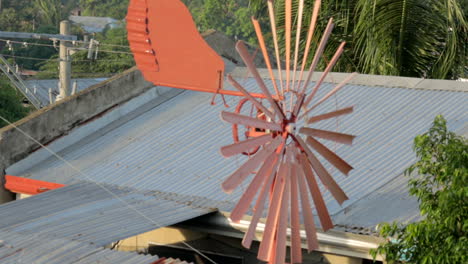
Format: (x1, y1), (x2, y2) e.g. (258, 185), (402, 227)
(222, 136), (283, 193)
(304, 42), (346, 107)
(297, 163), (319, 251)
(292, 0), (305, 92)
(305, 136), (353, 175)
(221, 134), (274, 158)
(292, 94), (306, 118)
(227, 75), (275, 121)
(290, 158), (303, 263)
(299, 127), (356, 145)
(236, 41), (286, 120)
(267, 0), (284, 96)
(252, 18), (280, 98)
(241, 151), (283, 249)
(258, 162), (287, 261)
(300, 18), (335, 95)
(296, 0), (321, 91)
(307, 106), (354, 124)
(301, 73), (358, 118)
(230, 150), (282, 222)
(296, 136), (348, 205)
(273, 173), (290, 264)
(221, 111), (282, 132)
(285, 0), (292, 91)
(299, 153), (334, 231)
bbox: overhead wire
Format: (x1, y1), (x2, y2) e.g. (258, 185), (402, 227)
(0, 54), (134, 63)
(0, 114), (219, 264)
(0, 39), (134, 55)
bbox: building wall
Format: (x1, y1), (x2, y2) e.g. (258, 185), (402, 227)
(0, 67), (154, 204)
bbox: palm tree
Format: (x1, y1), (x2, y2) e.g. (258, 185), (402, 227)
(248, 0), (467, 79)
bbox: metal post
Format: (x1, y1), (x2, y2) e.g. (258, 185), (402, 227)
(49, 88), (54, 104)
(72, 81), (78, 95)
(57, 21), (71, 101)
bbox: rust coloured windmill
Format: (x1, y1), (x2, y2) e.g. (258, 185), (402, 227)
(127, 0), (357, 263)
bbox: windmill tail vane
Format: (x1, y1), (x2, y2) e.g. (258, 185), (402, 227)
(126, 0), (358, 263)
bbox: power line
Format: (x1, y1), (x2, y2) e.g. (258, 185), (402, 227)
(0, 39), (134, 55)
(0, 54), (134, 63)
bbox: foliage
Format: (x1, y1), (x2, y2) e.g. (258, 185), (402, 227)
(354, 0), (467, 79)
(370, 115), (468, 263)
(33, 0), (67, 28)
(79, 0), (129, 19)
(0, 0), (37, 32)
(0, 78), (31, 128)
(37, 27), (135, 79)
(248, 0), (468, 79)
(186, 0), (258, 44)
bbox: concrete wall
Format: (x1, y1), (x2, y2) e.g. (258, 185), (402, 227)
(0, 67), (154, 203)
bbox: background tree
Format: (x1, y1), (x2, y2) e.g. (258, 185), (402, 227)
(33, 0), (64, 28)
(79, 0), (129, 19)
(187, 0), (258, 44)
(248, 0), (468, 79)
(0, 78), (31, 128)
(371, 115), (467, 263)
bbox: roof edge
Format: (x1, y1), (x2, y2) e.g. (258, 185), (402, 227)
(230, 67), (468, 92)
(177, 212), (384, 261)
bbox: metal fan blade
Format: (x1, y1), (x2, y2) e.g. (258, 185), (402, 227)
(304, 42), (346, 107)
(252, 18), (280, 98)
(299, 127), (356, 145)
(297, 163), (319, 251)
(221, 134), (274, 158)
(285, 0), (292, 91)
(299, 153), (334, 231)
(241, 151), (282, 249)
(290, 159), (303, 263)
(258, 162), (287, 261)
(296, 136), (348, 205)
(221, 111), (282, 132)
(267, 0), (285, 96)
(236, 41), (286, 120)
(305, 136), (353, 175)
(227, 75), (275, 121)
(292, 0), (305, 91)
(300, 18), (334, 94)
(230, 150), (282, 222)
(222, 136), (282, 193)
(307, 106), (354, 124)
(292, 94), (306, 118)
(296, 0), (321, 90)
(274, 172), (290, 264)
(301, 73), (358, 118)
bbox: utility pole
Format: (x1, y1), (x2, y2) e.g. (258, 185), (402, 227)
(57, 21), (71, 101)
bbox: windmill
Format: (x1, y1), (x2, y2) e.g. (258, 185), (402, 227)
(127, 0), (357, 263)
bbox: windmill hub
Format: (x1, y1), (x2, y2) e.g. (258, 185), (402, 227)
(286, 123), (296, 134)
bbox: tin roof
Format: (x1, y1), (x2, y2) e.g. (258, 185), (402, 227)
(5, 72), (468, 242)
(24, 78), (107, 106)
(0, 182), (215, 247)
(0, 230), (159, 264)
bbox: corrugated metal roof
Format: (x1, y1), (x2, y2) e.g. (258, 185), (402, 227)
(0, 182), (215, 248)
(10, 78), (467, 219)
(24, 78), (107, 106)
(0, 230), (159, 264)
(69, 16), (120, 33)
(333, 174), (421, 235)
